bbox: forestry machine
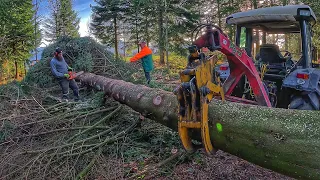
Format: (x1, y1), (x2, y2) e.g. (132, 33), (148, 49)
(175, 5), (319, 154)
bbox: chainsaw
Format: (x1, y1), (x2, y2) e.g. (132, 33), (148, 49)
(68, 70), (84, 80)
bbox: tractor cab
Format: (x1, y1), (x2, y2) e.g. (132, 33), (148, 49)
(227, 5), (316, 68)
(225, 5), (320, 110)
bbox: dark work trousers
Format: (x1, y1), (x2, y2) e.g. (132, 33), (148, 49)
(58, 78), (79, 99)
(144, 71), (151, 84)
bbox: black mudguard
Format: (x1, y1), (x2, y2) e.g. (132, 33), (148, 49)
(283, 68), (320, 95)
(284, 68), (320, 110)
(289, 92), (319, 110)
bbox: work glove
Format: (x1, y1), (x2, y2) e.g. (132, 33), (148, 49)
(67, 66), (73, 71)
(64, 73), (70, 79)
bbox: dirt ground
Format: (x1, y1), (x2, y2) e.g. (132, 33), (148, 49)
(90, 128), (294, 180)
(167, 150), (293, 180)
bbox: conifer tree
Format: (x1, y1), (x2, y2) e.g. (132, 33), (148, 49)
(90, 0), (127, 59)
(0, 0), (34, 80)
(43, 0), (80, 42)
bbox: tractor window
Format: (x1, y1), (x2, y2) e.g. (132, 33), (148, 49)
(255, 32), (302, 61)
(240, 27), (246, 48)
(265, 34), (286, 47)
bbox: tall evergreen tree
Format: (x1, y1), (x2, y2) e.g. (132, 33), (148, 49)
(133, 0), (200, 63)
(59, 0), (80, 37)
(90, 0), (201, 62)
(43, 0), (60, 41)
(0, 0), (34, 80)
(43, 0), (80, 42)
(164, 1), (200, 55)
(90, 0), (127, 59)
(125, 0), (156, 51)
(33, 0), (43, 61)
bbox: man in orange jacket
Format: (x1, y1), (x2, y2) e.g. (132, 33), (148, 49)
(130, 40), (154, 84)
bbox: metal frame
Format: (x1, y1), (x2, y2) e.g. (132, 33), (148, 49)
(193, 27), (271, 107)
(176, 25), (272, 154)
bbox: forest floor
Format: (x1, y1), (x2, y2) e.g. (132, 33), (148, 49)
(0, 55), (294, 180)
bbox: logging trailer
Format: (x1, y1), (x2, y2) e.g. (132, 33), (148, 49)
(175, 5), (319, 154)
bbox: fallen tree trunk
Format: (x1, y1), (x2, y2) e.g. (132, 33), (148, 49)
(77, 73), (320, 180)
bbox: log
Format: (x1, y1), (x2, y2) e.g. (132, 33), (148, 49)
(76, 72), (320, 180)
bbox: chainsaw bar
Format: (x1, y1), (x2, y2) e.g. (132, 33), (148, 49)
(68, 71), (84, 80)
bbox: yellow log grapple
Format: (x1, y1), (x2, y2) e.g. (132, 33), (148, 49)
(175, 49), (225, 154)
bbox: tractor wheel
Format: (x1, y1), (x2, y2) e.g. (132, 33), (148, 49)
(288, 96), (316, 110)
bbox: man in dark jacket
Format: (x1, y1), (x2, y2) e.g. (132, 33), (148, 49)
(130, 40), (154, 84)
(50, 48), (79, 101)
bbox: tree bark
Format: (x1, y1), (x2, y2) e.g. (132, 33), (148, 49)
(76, 73), (320, 180)
(145, 15), (150, 47)
(158, 2), (165, 65)
(252, 0), (259, 59)
(14, 61), (18, 80)
(114, 16), (118, 59)
(217, 0), (221, 27)
(283, 0), (288, 51)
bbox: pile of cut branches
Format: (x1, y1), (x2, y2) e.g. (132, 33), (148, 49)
(0, 83), (184, 179)
(0, 92), (128, 179)
(24, 36), (142, 88)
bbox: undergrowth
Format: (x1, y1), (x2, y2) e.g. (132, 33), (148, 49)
(0, 83), (184, 179)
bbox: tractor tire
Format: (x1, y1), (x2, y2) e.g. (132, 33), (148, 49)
(288, 96), (316, 110)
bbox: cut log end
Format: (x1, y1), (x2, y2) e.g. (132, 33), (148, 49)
(153, 95), (162, 106)
(137, 92), (143, 99)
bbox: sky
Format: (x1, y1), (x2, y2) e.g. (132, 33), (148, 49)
(37, 0), (96, 37)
